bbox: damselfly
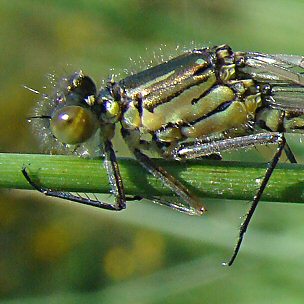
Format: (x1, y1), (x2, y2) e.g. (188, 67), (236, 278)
(23, 44), (304, 265)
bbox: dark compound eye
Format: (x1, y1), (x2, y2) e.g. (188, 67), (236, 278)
(69, 72), (96, 97)
(50, 105), (98, 144)
(57, 72), (97, 105)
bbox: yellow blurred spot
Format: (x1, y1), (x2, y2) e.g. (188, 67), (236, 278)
(103, 230), (165, 280)
(103, 246), (136, 280)
(133, 230), (165, 273)
(31, 222), (72, 262)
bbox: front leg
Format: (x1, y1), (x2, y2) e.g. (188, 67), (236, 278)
(101, 139), (126, 210)
(22, 136), (128, 211)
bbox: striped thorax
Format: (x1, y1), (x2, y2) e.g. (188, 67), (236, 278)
(89, 45), (261, 159)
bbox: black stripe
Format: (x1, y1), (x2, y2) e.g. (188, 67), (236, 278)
(159, 98), (233, 131)
(191, 84), (219, 105)
(146, 67), (214, 113)
(189, 100), (233, 125)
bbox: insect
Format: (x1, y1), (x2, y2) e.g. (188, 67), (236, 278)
(23, 44), (304, 265)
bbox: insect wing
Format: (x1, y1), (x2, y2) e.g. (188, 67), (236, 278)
(237, 51), (304, 113)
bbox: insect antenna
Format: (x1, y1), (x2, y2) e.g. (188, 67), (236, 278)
(23, 85), (41, 95)
(26, 115), (51, 122)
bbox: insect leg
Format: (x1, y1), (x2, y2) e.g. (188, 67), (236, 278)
(284, 142), (297, 163)
(101, 139), (127, 210)
(22, 139), (128, 211)
(224, 133), (285, 266)
(134, 148), (206, 215)
(121, 128), (206, 215)
(22, 167), (122, 210)
(172, 132), (285, 265)
(173, 132), (283, 160)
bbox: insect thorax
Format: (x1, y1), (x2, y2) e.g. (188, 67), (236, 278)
(118, 45), (263, 157)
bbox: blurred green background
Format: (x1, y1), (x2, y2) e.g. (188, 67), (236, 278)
(1, 0), (304, 303)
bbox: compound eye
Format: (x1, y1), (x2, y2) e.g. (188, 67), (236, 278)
(50, 106), (98, 144)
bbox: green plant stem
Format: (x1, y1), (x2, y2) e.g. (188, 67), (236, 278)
(0, 153), (303, 203)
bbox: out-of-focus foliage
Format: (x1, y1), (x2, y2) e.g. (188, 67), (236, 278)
(1, 0), (304, 303)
